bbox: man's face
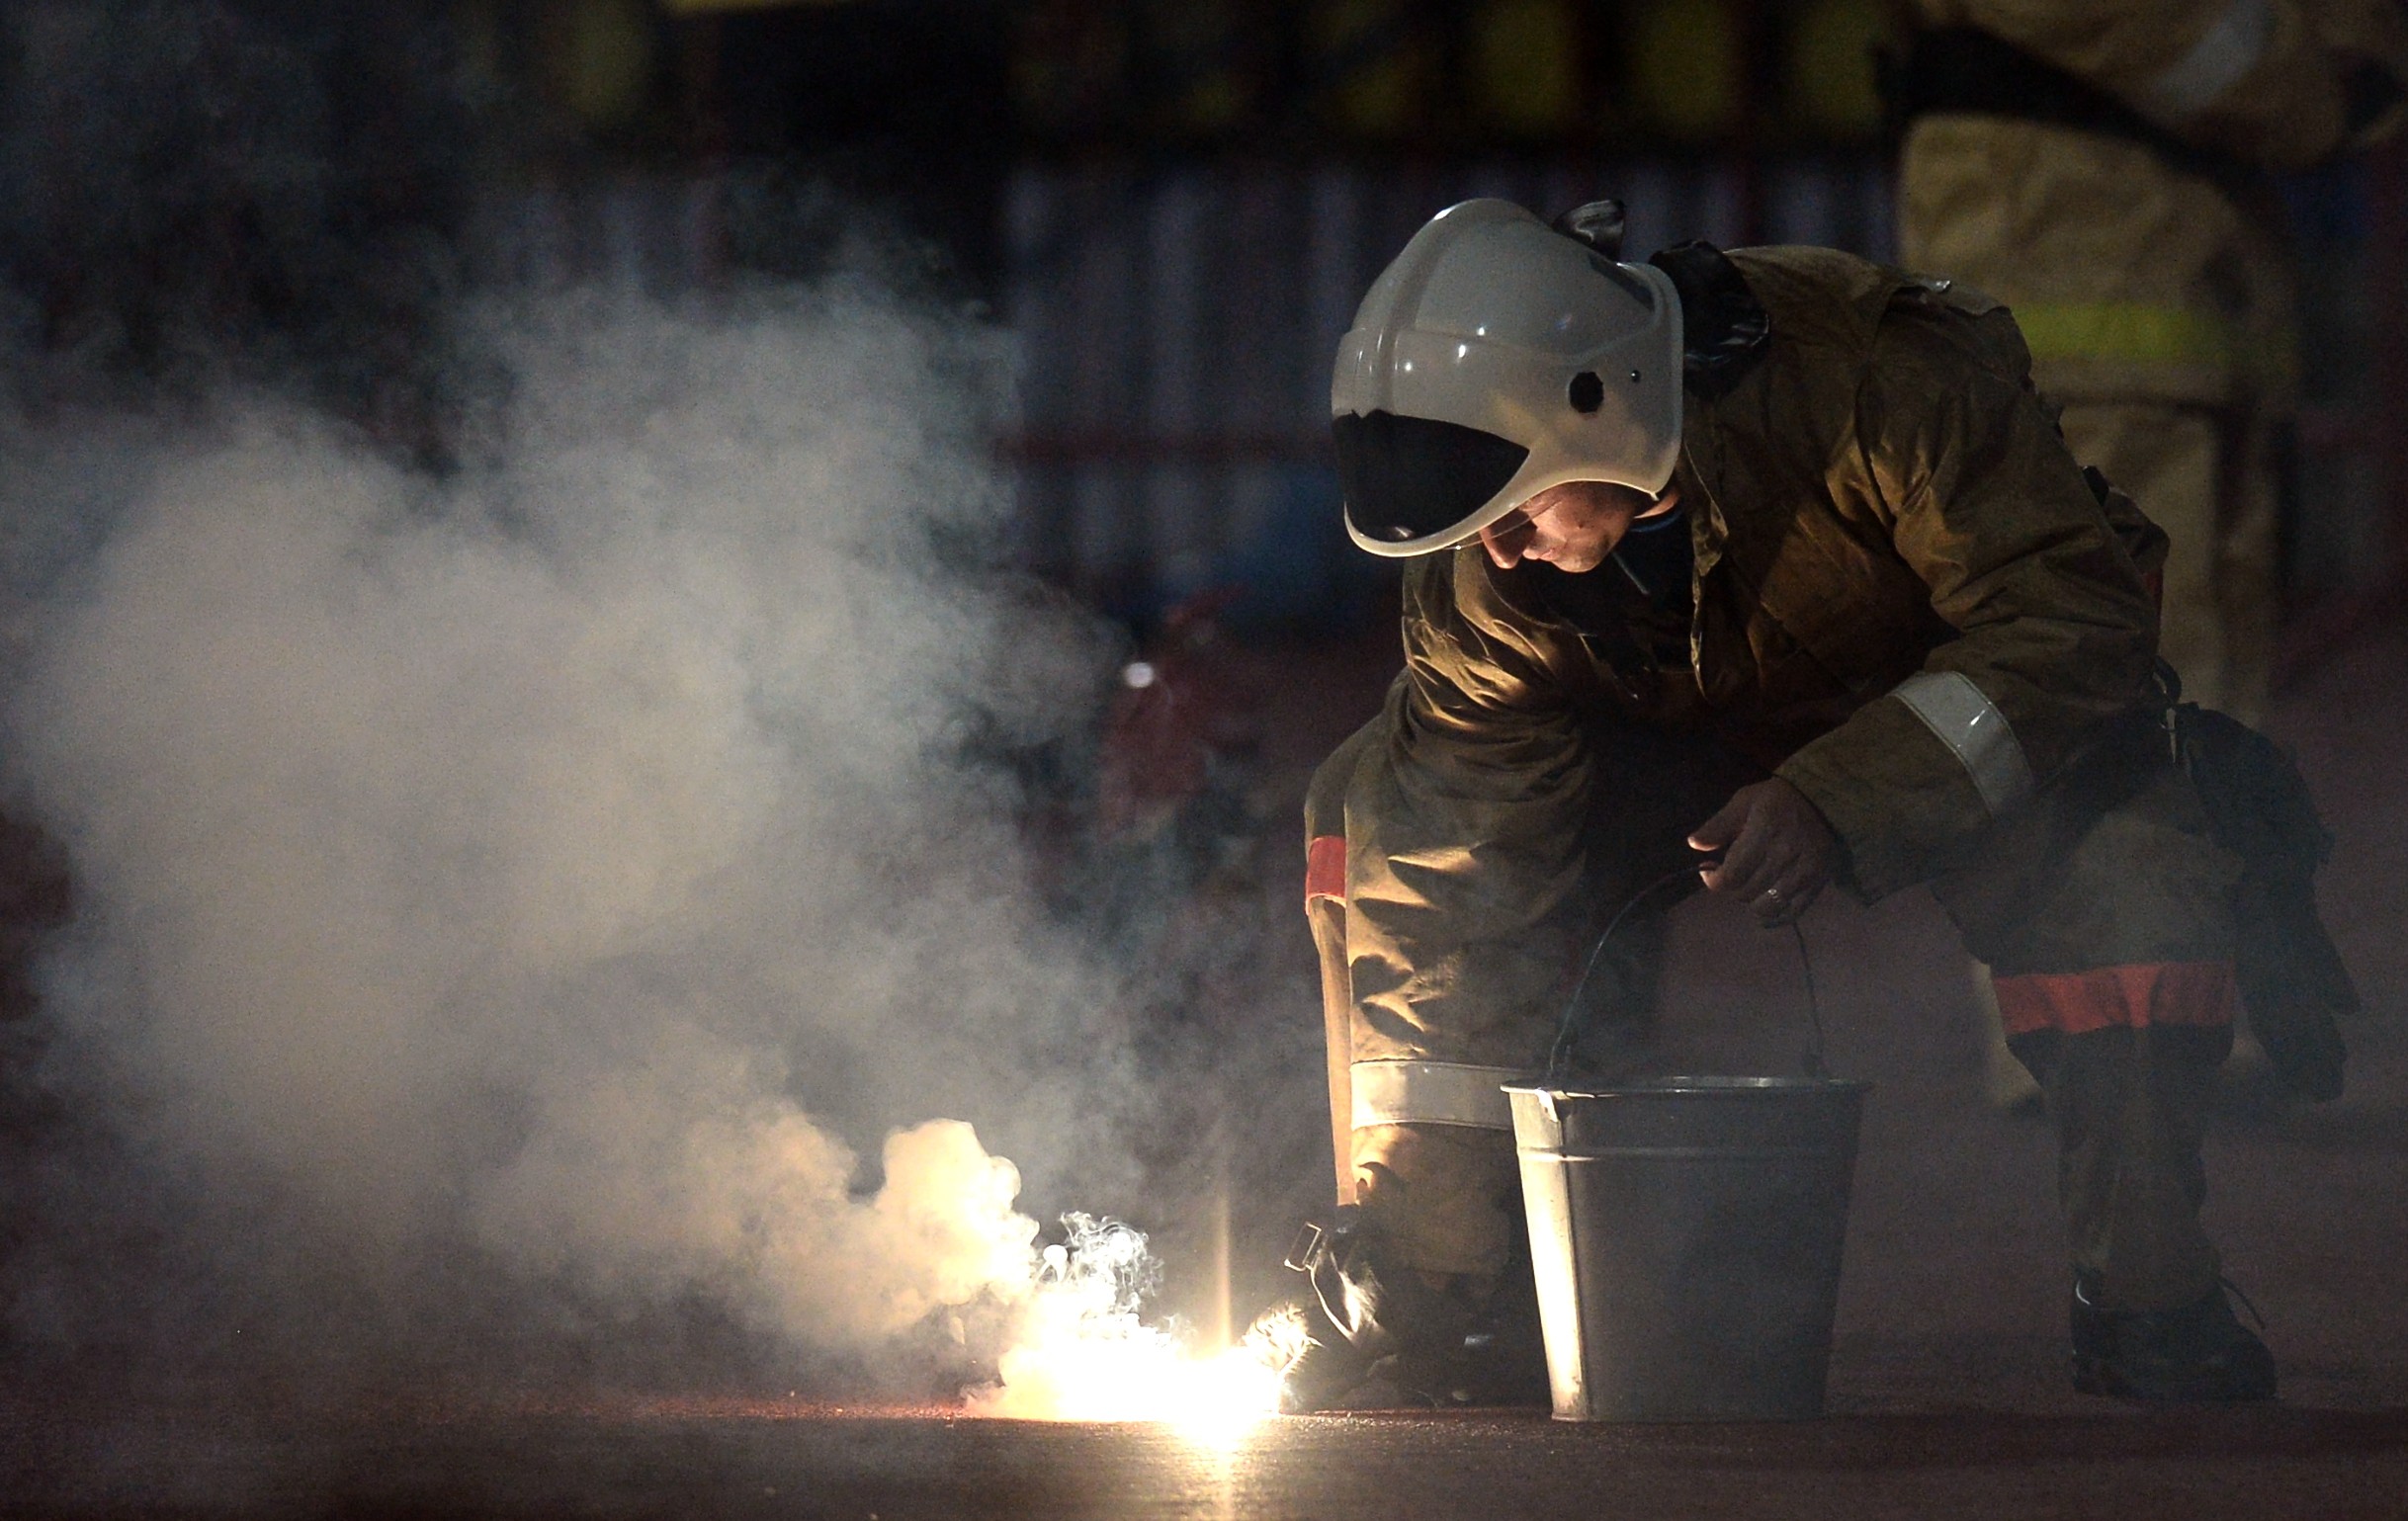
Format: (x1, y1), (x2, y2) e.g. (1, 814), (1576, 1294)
(1476, 479), (1679, 573)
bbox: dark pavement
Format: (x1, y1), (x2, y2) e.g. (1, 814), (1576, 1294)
(6, 1394), (2407, 1519)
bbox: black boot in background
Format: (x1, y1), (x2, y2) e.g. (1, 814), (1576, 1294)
(2071, 1272), (2277, 1402)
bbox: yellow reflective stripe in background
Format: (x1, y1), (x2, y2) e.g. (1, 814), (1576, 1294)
(2013, 302), (2235, 369)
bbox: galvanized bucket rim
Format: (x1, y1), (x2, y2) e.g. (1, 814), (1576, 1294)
(1506, 1076), (1870, 1101)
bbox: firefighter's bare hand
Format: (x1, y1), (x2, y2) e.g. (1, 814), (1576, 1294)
(1687, 779), (1837, 927)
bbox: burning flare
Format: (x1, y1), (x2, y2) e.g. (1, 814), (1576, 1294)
(971, 1214), (1293, 1435)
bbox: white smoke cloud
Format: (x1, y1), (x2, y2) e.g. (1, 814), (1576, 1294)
(0, 281), (1142, 1388)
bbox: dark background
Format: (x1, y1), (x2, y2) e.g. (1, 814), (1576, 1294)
(1, 10), (2404, 1505)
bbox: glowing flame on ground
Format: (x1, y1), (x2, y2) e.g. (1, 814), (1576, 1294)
(968, 1215), (1302, 1438)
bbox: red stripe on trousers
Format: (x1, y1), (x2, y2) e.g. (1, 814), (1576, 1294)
(1306, 834), (1346, 905)
(1992, 961), (2237, 1037)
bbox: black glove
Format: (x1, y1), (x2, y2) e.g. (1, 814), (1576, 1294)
(2178, 704), (2354, 1101)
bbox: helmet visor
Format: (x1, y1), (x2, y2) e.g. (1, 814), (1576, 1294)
(1332, 410), (1530, 550)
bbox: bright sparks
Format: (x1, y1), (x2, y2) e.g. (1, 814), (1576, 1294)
(969, 1215), (1292, 1437)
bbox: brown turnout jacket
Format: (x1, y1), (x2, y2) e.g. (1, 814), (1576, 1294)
(1338, 245), (2170, 1066)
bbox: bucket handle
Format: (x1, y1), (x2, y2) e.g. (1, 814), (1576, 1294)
(1543, 860), (1830, 1082)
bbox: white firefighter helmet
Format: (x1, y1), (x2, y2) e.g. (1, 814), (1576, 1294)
(1330, 199), (1684, 557)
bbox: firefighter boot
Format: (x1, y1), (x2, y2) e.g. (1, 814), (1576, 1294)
(1272, 1210), (1546, 1411)
(1268, 1211), (1391, 1411)
(2070, 1273), (2277, 1402)
(1381, 1258), (1549, 1408)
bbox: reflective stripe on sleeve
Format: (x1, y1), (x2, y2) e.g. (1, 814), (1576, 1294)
(1890, 671), (2035, 818)
(1350, 1060), (1525, 1130)
(1993, 962), (2238, 1036)
(2136, 0), (2273, 126)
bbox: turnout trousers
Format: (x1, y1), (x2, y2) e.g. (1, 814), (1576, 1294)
(1306, 710), (2243, 1314)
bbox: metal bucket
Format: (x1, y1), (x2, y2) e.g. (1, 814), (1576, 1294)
(1505, 1077), (1869, 1422)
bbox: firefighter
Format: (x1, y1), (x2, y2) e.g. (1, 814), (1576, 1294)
(1885, 0), (2408, 1106)
(1281, 197), (2352, 1410)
